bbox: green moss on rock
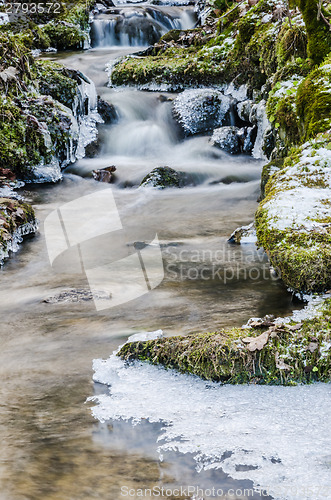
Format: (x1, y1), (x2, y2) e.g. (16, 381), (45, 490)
(41, 21), (86, 51)
(118, 298), (331, 384)
(255, 133), (331, 293)
(34, 60), (78, 109)
(0, 197), (37, 260)
(295, 0), (331, 65)
(296, 58), (331, 140)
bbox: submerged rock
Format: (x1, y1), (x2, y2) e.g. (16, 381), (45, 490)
(172, 89), (232, 135)
(44, 288), (110, 304)
(140, 166), (187, 189)
(92, 166), (116, 183)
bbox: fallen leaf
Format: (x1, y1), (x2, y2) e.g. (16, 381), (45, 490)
(242, 331), (269, 351)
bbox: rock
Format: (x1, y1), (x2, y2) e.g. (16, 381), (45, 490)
(92, 166), (116, 183)
(97, 98), (118, 124)
(255, 132), (331, 293)
(140, 166), (187, 189)
(100, 0), (115, 7)
(243, 126), (257, 154)
(228, 222), (257, 244)
(0, 168), (16, 185)
(0, 198), (37, 265)
(210, 126), (241, 155)
(237, 99), (254, 123)
(172, 89), (233, 136)
(85, 139), (101, 158)
(44, 288), (110, 304)
(117, 298), (331, 384)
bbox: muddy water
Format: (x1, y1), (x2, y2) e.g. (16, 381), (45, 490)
(0, 9), (302, 499)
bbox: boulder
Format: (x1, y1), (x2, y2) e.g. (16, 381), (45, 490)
(140, 166), (187, 189)
(85, 139), (101, 158)
(237, 99), (254, 123)
(97, 98), (118, 124)
(210, 126), (241, 154)
(172, 89), (232, 135)
(92, 166), (116, 183)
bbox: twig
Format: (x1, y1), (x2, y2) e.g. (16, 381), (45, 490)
(215, 0), (247, 20)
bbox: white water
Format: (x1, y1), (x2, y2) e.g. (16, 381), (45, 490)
(91, 4), (196, 47)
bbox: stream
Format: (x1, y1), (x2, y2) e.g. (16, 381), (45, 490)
(0, 2), (330, 500)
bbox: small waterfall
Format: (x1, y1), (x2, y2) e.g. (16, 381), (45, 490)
(90, 6), (196, 48)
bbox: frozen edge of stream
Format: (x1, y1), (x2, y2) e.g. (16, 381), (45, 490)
(89, 297), (331, 500)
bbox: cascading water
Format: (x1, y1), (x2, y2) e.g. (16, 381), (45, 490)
(90, 5), (196, 47)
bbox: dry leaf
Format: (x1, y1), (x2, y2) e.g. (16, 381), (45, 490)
(242, 331), (269, 351)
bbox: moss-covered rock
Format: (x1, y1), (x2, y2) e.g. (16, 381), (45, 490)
(296, 57), (331, 140)
(295, 0), (331, 65)
(34, 60), (79, 109)
(0, 197), (37, 264)
(140, 166), (188, 189)
(255, 132), (331, 293)
(41, 21), (86, 51)
(259, 158), (284, 199)
(118, 298), (331, 384)
(266, 77), (302, 150)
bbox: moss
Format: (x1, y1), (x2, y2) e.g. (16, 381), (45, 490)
(276, 22), (307, 67)
(0, 198), (36, 257)
(118, 298), (331, 384)
(41, 21), (86, 51)
(255, 134), (331, 293)
(0, 92), (74, 178)
(260, 158), (285, 199)
(296, 58), (331, 139)
(295, 0), (331, 65)
(34, 60), (78, 109)
(266, 78), (302, 150)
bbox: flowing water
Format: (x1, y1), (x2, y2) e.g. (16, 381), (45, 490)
(1, 3), (329, 500)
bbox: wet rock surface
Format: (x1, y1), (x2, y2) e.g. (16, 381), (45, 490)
(210, 126), (241, 155)
(228, 222), (257, 245)
(97, 98), (118, 124)
(92, 166), (116, 183)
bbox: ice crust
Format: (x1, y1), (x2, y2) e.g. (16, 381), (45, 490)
(90, 331), (331, 500)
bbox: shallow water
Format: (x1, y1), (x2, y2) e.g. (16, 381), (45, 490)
(0, 3), (324, 499)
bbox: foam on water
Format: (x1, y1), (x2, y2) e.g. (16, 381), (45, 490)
(90, 332), (331, 500)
